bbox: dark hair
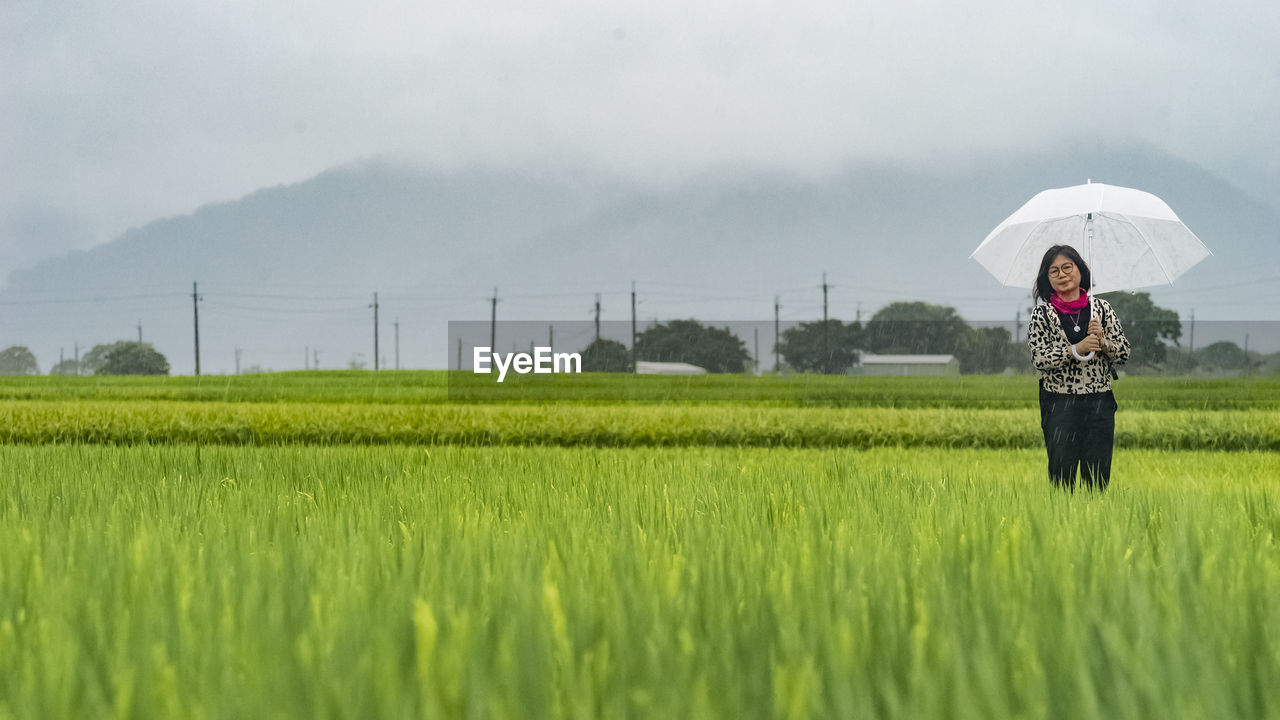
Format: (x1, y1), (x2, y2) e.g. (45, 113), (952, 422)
(1033, 245), (1091, 303)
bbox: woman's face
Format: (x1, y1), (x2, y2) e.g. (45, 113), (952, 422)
(1047, 254), (1080, 296)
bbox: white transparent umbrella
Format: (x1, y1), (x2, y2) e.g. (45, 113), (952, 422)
(970, 181), (1212, 293)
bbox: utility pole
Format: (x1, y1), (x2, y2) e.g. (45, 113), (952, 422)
(822, 272), (829, 324)
(74, 342), (79, 376)
(313, 349), (319, 370)
(137, 321), (142, 343)
(631, 281), (637, 370)
(235, 347), (242, 375)
(490, 288), (498, 354)
(305, 345), (310, 370)
(548, 324), (554, 353)
(594, 293), (602, 341)
(1244, 333), (1250, 371)
(1189, 308), (1196, 354)
(754, 327), (760, 375)
(369, 292), (380, 372)
(822, 272), (829, 374)
(456, 337), (462, 371)
(1015, 309), (1022, 342)
(856, 302), (862, 325)
(774, 295), (781, 373)
(192, 282), (201, 376)
(394, 317), (400, 370)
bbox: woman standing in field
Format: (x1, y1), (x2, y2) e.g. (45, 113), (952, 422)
(1027, 245), (1131, 491)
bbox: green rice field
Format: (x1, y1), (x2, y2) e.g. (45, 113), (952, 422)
(1, 371), (1277, 718)
(2, 371), (1277, 409)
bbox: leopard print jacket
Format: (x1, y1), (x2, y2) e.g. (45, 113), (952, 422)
(1027, 295), (1131, 394)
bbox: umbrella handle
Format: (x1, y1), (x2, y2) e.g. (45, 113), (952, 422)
(1071, 344), (1096, 362)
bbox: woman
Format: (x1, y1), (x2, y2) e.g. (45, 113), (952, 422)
(1027, 245), (1131, 491)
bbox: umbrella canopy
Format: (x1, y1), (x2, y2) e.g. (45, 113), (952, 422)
(970, 181), (1212, 293)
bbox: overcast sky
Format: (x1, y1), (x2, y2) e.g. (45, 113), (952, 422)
(3, 0), (1277, 275)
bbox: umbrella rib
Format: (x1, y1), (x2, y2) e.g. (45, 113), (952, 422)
(1001, 218), (1057, 286)
(1106, 212), (1175, 285)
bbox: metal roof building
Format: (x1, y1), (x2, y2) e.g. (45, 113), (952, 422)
(851, 353), (959, 376)
(635, 360), (707, 375)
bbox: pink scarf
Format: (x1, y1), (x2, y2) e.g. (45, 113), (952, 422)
(1050, 287), (1088, 315)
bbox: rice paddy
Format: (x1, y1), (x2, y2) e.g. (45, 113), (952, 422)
(1, 372), (1276, 718)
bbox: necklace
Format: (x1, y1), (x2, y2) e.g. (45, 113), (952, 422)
(1050, 289), (1089, 330)
(1052, 304), (1084, 332)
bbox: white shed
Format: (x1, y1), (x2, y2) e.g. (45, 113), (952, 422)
(852, 353), (959, 376)
(635, 361), (708, 375)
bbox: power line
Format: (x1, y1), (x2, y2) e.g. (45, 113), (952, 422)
(199, 307), (365, 324)
(201, 300), (367, 315)
(207, 291), (367, 301)
(1150, 274), (1280, 295)
(1, 282), (185, 293)
(0, 292), (185, 306)
(503, 291), (608, 301)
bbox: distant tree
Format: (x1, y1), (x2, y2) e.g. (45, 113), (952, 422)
(0, 346), (39, 375)
(1195, 341), (1248, 371)
(581, 338), (632, 372)
(347, 354), (367, 370)
(957, 326), (1019, 374)
(862, 302), (971, 355)
(82, 342), (126, 375)
(96, 342), (169, 375)
(1259, 352), (1280, 376)
(634, 319), (751, 373)
(1006, 339), (1036, 374)
(776, 319), (861, 374)
(49, 359), (84, 375)
(1163, 347), (1199, 375)
(1095, 291), (1181, 367)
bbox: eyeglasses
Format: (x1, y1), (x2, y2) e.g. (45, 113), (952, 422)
(1048, 262), (1075, 278)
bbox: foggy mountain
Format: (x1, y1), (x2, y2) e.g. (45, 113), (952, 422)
(3, 142), (1276, 372)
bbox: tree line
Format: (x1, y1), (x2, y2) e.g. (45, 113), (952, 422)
(0, 341), (169, 376)
(580, 293), (1269, 375)
(0, 292), (1269, 375)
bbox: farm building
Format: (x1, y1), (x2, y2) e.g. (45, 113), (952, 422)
(851, 353), (959, 376)
(635, 361), (707, 375)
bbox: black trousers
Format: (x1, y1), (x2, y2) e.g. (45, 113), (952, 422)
(1038, 386), (1117, 491)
